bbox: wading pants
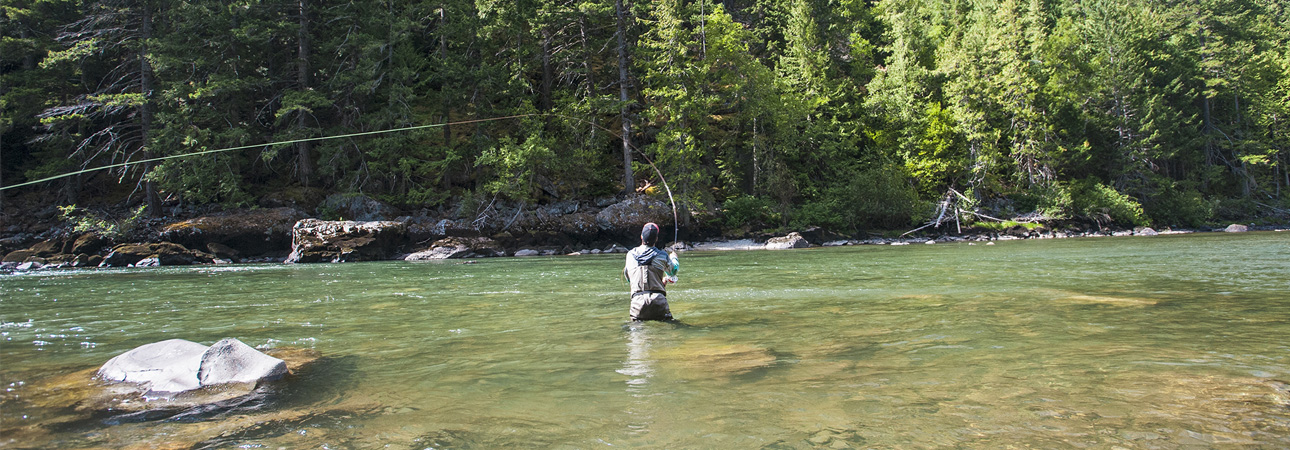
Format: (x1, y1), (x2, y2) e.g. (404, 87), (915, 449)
(630, 292), (672, 321)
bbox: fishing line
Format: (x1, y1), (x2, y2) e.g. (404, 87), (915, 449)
(552, 114), (680, 247)
(1, 112), (682, 243)
(0, 114), (533, 192)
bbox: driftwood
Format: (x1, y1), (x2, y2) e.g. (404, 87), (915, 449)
(901, 188), (1031, 237)
(1256, 202), (1290, 216)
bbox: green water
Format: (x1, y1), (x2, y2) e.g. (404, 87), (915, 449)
(3, 232), (1290, 448)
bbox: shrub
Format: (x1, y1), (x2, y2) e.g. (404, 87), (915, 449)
(1010, 182), (1073, 220)
(1145, 184), (1213, 227)
(792, 166), (921, 232)
(58, 204), (148, 240)
(1070, 179), (1148, 227)
(1213, 197), (1258, 222)
(721, 196), (780, 230)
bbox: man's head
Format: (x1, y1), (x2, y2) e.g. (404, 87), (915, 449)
(641, 222), (660, 246)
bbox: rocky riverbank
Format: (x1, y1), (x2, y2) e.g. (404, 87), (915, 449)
(1, 193), (1285, 273)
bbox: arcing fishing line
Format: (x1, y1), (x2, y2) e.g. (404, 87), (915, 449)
(0, 114), (533, 191)
(551, 114), (679, 246)
(2, 112), (681, 244)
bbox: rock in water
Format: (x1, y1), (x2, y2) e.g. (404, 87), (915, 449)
(1223, 224), (1249, 233)
(97, 339), (208, 394)
(199, 338), (289, 386)
(97, 338), (288, 395)
(655, 339), (777, 377)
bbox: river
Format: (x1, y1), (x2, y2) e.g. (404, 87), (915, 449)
(3, 232), (1289, 448)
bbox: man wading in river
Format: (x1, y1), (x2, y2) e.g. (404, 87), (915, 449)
(624, 223), (679, 321)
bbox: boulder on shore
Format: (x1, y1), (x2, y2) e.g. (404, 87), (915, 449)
(2, 248), (39, 263)
(161, 207), (308, 256)
(1223, 224), (1250, 233)
(100, 242), (211, 267)
(596, 196), (675, 239)
(765, 232), (811, 250)
(286, 218), (407, 263)
(404, 236), (502, 260)
(1, 233), (108, 267)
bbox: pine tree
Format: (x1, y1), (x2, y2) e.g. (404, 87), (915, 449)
(39, 0), (164, 211)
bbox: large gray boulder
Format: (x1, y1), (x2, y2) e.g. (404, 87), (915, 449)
(1223, 224), (1249, 233)
(98, 339), (208, 394)
(97, 338), (288, 395)
(286, 218), (407, 263)
(199, 338), (288, 385)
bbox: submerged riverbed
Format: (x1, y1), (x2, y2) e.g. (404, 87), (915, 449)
(3, 232), (1289, 448)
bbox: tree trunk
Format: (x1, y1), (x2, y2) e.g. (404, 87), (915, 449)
(541, 27), (553, 113)
(296, 0), (314, 186)
(578, 15), (597, 141)
(1274, 150), (1281, 199)
(699, 0), (707, 61)
(578, 16), (595, 100)
(752, 117), (760, 196)
(615, 0), (635, 194)
(20, 29), (36, 71)
(1283, 149), (1289, 198)
(140, 0), (160, 214)
(1202, 93), (1214, 191)
(440, 7), (451, 149)
(1235, 91), (1252, 197)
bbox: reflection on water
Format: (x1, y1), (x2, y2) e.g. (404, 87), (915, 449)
(2, 232), (1290, 448)
(620, 323), (654, 391)
(621, 323), (656, 439)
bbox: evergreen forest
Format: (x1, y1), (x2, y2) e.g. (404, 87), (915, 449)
(3, 0), (1289, 233)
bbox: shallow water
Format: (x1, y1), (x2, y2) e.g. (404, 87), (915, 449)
(3, 232), (1290, 448)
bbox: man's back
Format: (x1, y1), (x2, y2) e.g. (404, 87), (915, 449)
(625, 245), (669, 295)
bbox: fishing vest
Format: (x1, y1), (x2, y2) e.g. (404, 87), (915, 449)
(625, 246), (669, 295)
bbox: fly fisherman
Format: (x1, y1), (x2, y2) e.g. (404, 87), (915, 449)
(624, 222), (679, 321)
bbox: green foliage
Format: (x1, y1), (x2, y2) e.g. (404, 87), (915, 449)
(3, 0), (1287, 232)
(721, 196), (781, 230)
(1010, 182), (1073, 220)
(904, 102), (967, 195)
(792, 165), (922, 232)
(1145, 184), (1214, 227)
(1213, 197), (1260, 222)
(58, 204), (148, 239)
(971, 220), (1042, 231)
(1070, 179), (1148, 227)
(477, 133), (556, 202)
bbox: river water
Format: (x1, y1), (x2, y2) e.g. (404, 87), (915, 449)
(3, 232), (1289, 448)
